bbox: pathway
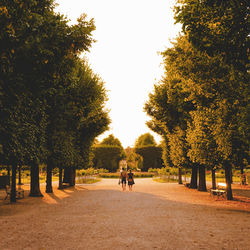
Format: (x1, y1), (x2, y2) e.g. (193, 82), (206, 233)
(0, 179), (249, 250)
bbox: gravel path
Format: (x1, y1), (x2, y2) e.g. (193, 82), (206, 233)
(0, 178), (249, 250)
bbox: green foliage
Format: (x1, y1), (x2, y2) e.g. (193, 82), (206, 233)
(175, 0), (249, 72)
(0, 0), (110, 196)
(92, 145), (125, 172)
(145, 1), (248, 198)
(144, 37), (194, 171)
(135, 146), (163, 172)
(76, 177), (101, 184)
(149, 167), (179, 176)
(160, 137), (173, 168)
(98, 172), (155, 178)
(125, 147), (142, 170)
(135, 133), (157, 147)
(174, 1), (249, 168)
(100, 134), (123, 147)
(77, 167), (108, 176)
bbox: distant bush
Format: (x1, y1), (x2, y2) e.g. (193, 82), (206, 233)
(134, 172), (155, 178)
(77, 168), (109, 177)
(98, 172), (155, 178)
(0, 170), (8, 176)
(92, 145), (125, 172)
(135, 146), (163, 171)
(98, 173), (120, 178)
(149, 167), (179, 176)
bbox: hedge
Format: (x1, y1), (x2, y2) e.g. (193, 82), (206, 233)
(98, 172), (155, 178)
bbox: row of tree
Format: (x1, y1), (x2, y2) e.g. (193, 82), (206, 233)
(145, 0), (249, 199)
(91, 133), (163, 172)
(0, 0), (110, 202)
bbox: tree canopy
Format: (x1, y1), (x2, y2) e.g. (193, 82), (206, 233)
(0, 0), (110, 200)
(134, 133), (157, 147)
(145, 0), (249, 198)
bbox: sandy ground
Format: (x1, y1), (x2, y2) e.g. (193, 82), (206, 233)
(0, 179), (250, 250)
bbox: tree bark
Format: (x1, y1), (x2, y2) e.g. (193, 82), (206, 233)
(7, 165), (11, 185)
(46, 161), (53, 193)
(224, 161), (233, 200)
(230, 166), (233, 184)
(211, 168), (216, 189)
(190, 164), (198, 189)
(178, 167), (183, 184)
(29, 163), (43, 197)
(63, 168), (76, 186)
(240, 165), (246, 185)
(10, 164), (17, 202)
(71, 168), (76, 186)
(198, 165), (207, 191)
(58, 167), (63, 190)
(18, 165), (22, 185)
(240, 165), (244, 175)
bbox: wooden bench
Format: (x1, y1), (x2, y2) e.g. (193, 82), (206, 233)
(5, 185), (24, 200)
(209, 183), (226, 199)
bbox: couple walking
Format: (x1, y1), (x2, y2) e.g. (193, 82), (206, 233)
(119, 168), (135, 191)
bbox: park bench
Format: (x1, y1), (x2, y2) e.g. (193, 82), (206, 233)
(5, 185), (24, 200)
(209, 183), (226, 199)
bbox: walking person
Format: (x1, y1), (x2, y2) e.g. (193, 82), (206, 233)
(127, 169), (135, 191)
(120, 167), (127, 191)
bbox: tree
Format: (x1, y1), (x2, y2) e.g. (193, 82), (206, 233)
(125, 147), (143, 170)
(100, 134), (123, 147)
(0, 0), (55, 200)
(135, 133), (156, 147)
(92, 135), (124, 172)
(144, 38), (195, 185)
(0, 0), (109, 200)
(175, 0), (249, 72)
(92, 145), (125, 172)
(135, 146), (163, 172)
(175, 1), (249, 199)
(45, 56), (109, 192)
(134, 133), (163, 171)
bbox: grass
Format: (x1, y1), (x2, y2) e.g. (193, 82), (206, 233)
(153, 174), (245, 185)
(18, 174), (100, 185)
(16, 175), (58, 185)
(153, 176), (178, 183)
(205, 175), (241, 184)
(76, 177), (101, 184)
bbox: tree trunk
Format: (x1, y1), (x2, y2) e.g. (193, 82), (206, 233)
(240, 165), (244, 175)
(198, 165), (207, 191)
(230, 167), (233, 184)
(71, 168), (76, 186)
(190, 164), (198, 189)
(240, 165), (246, 185)
(10, 164), (17, 202)
(212, 168), (216, 189)
(178, 167), (183, 184)
(63, 168), (76, 186)
(224, 161), (233, 200)
(58, 167), (63, 190)
(7, 165), (11, 185)
(18, 165), (22, 185)
(46, 161), (53, 193)
(29, 163), (43, 197)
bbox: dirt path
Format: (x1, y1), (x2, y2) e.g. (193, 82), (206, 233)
(0, 179), (250, 250)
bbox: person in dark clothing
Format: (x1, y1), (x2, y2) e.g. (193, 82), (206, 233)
(127, 169), (135, 191)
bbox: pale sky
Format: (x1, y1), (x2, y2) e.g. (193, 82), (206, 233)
(55, 0), (181, 148)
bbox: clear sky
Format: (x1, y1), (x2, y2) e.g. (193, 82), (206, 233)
(55, 0), (181, 148)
